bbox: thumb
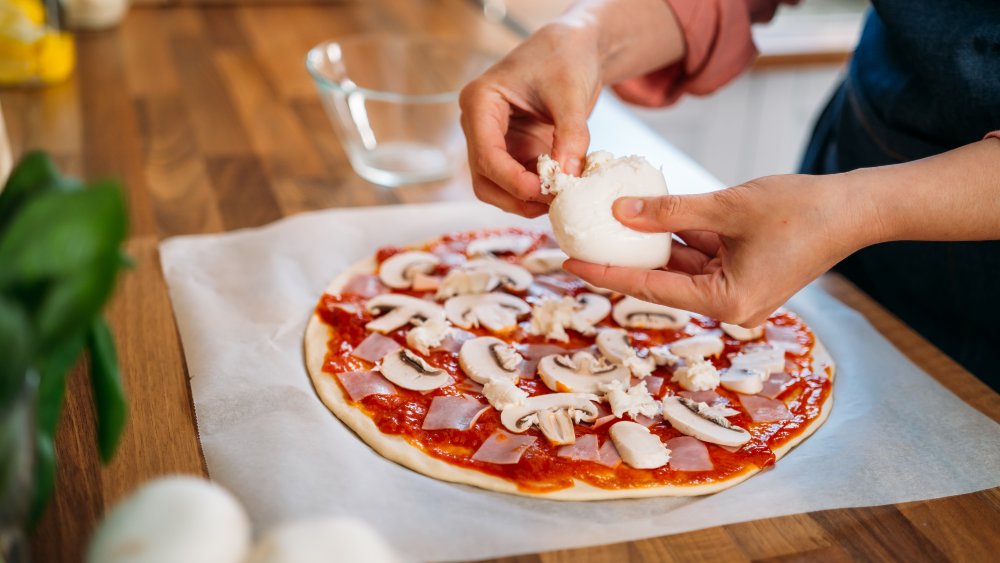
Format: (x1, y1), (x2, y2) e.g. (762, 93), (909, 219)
(549, 106), (590, 177)
(613, 194), (731, 234)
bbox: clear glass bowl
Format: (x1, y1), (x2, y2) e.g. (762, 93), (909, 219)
(306, 35), (498, 187)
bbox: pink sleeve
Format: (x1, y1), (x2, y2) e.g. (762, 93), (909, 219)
(613, 0), (797, 107)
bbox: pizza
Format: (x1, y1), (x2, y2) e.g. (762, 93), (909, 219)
(303, 228), (835, 500)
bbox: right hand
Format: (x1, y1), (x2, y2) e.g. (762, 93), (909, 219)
(459, 23), (602, 218)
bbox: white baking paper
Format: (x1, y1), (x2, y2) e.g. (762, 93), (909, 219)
(161, 202), (1000, 562)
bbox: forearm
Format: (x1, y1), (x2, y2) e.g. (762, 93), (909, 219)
(553, 0), (685, 85)
(849, 138), (1000, 245)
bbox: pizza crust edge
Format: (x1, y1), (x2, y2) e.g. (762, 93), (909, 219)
(302, 252), (836, 500)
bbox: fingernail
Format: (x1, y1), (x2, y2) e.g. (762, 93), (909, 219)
(617, 198), (644, 218)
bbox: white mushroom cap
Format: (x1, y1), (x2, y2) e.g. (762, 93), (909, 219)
(378, 251), (441, 289)
(608, 421), (671, 469)
(458, 336), (522, 384)
(719, 367), (766, 394)
(612, 296), (691, 330)
(365, 294), (445, 334)
(522, 248), (568, 274)
(377, 348), (451, 391)
(595, 328), (655, 377)
(246, 517), (401, 563)
(444, 293), (531, 334)
(670, 357), (721, 392)
(500, 392), (600, 445)
(86, 476), (250, 563)
(661, 396), (751, 447)
(537, 351), (630, 393)
(466, 234), (534, 256)
(720, 322), (765, 341)
(669, 334), (725, 360)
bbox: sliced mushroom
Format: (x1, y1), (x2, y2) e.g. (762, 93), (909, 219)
(378, 251), (441, 289)
(596, 328), (655, 377)
(522, 248), (568, 274)
(466, 234), (534, 257)
(608, 421), (671, 469)
(377, 348), (451, 391)
(670, 357), (721, 392)
(458, 336), (522, 385)
(444, 293), (531, 334)
(729, 345), (785, 377)
(648, 345), (681, 367)
(500, 392), (600, 445)
(575, 293), (611, 325)
(365, 294), (445, 334)
(719, 367), (765, 394)
(720, 322), (765, 341)
(612, 296), (691, 330)
(661, 396), (751, 447)
(670, 334), (724, 360)
(537, 351), (630, 394)
(436, 258), (533, 299)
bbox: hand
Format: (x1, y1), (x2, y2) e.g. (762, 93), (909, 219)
(564, 174), (878, 326)
(459, 23), (602, 218)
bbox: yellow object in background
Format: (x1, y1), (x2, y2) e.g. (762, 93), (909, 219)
(0, 0), (74, 85)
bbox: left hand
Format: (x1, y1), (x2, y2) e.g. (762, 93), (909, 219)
(564, 173), (879, 326)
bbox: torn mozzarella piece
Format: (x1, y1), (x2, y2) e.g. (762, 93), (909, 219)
(537, 351), (630, 394)
(669, 334), (724, 360)
(378, 251), (441, 289)
(466, 234), (534, 257)
(458, 336), (522, 384)
(599, 380), (660, 419)
(661, 396), (751, 447)
(364, 294), (445, 334)
(405, 316), (451, 355)
(671, 358), (721, 392)
(444, 293), (531, 334)
(720, 322), (765, 341)
(377, 349), (451, 391)
(482, 379), (529, 411)
(649, 344), (681, 367)
(595, 328), (655, 377)
(527, 293), (610, 342)
(608, 421), (671, 469)
(612, 296), (690, 330)
(719, 367), (766, 395)
(522, 248), (568, 274)
(435, 258), (533, 299)
(729, 345), (785, 377)
(538, 152), (672, 269)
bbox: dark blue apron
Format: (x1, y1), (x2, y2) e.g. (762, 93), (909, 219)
(800, 1), (1000, 389)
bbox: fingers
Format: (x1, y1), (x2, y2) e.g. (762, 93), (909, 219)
(548, 101), (591, 176)
(667, 244), (712, 275)
(564, 259), (713, 315)
(460, 85), (545, 203)
(613, 193), (732, 235)
(675, 230), (722, 256)
(471, 174), (549, 218)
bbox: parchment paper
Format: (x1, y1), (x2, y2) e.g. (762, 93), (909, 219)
(160, 202), (1000, 562)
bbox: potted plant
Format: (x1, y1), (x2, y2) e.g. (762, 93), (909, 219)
(0, 152), (128, 562)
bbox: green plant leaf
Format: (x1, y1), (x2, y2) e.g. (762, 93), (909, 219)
(0, 297), (32, 411)
(0, 151), (82, 234)
(87, 317), (127, 463)
(0, 182), (126, 290)
(29, 432), (56, 527)
(35, 331), (87, 438)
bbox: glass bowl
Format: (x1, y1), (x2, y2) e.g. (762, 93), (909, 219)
(306, 35), (499, 187)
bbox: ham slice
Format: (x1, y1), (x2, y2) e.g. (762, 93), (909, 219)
(454, 379), (485, 395)
(739, 394), (792, 422)
(634, 413), (663, 428)
(758, 371), (793, 399)
(351, 333), (401, 363)
(471, 430), (536, 464)
(596, 439), (622, 468)
(557, 434), (601, 462)
(766, 325), (807, 355)
(518, 343), (569, 379)
(678, 390), (724, 405)
(411, 273), (441, 292)
(341, 274), (387, 299)
(666, 436), (714, 471)
(642, 375), (665, 396)
(336, 371), (397, 402)
(591, 414), (618, 430)
(440, 329), (476, 354)
(421, 395), (489, 431)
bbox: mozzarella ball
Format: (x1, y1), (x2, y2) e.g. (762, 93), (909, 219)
(539, 151), (671, 269)
(86, 476), (251, 563)
(247, 517), (401, 563)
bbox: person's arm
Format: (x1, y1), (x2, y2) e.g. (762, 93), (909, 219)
(564, 137), (1000, 326)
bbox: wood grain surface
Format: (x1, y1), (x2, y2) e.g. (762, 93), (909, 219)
(2, 2), (998, 561)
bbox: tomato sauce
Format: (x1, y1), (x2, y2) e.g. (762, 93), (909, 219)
(316, 228), (832, 493)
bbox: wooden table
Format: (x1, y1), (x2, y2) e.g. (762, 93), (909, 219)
(4, 2), (999, 561)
